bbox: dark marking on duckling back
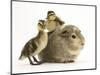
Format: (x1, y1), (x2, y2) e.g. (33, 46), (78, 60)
(19, 38), (37, 59)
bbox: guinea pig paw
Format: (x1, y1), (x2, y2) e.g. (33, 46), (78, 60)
(68, 60), (75, 63)
(63, 60), (75, 63)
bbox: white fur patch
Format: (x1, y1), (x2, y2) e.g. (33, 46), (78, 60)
(60, 25), (66, 29)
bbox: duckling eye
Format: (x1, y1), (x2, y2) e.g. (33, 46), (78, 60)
(38, 23), (42, 25)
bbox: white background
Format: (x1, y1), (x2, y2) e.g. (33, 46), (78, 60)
(12, 0), (95, 74)
(0, 0), (100, 75)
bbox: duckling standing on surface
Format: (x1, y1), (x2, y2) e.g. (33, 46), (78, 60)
(19, 20), (48, 65)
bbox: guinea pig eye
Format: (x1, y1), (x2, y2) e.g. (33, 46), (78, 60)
(72, 34), (76, 39)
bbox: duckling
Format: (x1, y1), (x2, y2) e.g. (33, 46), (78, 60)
(46, 11), (65, 34)
(19, 20), (48, 65)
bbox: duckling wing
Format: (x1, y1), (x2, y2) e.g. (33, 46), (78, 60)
(28, 39), (38, 53)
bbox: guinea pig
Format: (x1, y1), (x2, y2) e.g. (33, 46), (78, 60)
(39, 25), (85, 63)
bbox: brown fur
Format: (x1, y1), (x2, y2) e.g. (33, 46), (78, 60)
(39, 25), (85, 63)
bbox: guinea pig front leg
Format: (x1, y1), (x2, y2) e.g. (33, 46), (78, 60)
(68, 60), (75, 63)
(63, 60), (75, 63)
(53, 57), (65, 63)
(64, 56), (75, 63)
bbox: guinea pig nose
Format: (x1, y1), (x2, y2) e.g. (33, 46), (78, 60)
(72, 34), (76, 39)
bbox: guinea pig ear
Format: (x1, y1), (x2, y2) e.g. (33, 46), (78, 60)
(60, 30), (68, 37)
(62, 30), (68, 34)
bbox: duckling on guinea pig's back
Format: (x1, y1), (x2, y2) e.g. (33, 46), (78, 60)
(45, 11), (64, 34)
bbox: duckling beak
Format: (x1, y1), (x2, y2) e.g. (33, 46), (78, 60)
(44, 28), (49, 32)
